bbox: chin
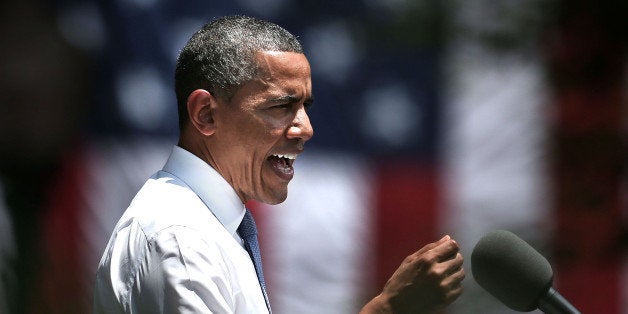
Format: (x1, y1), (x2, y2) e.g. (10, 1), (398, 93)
(258, 189), (288, 205)
(265, 195), (288, 205)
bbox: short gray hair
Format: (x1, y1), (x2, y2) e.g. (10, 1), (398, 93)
(174, 15), (303, 129)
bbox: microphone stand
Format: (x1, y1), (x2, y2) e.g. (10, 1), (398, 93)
(538, 287), (581, 314)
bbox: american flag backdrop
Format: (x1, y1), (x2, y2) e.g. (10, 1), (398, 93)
(0, 1), (624, 313)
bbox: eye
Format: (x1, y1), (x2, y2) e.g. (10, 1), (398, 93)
(269, 103), (292, 111)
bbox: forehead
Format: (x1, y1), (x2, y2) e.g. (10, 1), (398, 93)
(226, 51), (312, 108)
(226, 51), (311, 103)
(254, 51), (311, 83)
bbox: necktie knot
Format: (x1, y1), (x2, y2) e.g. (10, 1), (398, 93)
(237, 210), (258, 238)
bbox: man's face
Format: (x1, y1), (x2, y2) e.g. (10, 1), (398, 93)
(209, 51), (314, 204)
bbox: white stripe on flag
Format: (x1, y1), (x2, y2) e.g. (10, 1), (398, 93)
(442, 41), (550, 313)
(258, 152), (374, 314)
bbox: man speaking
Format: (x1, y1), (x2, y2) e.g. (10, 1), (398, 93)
(93, 15), (465, 313)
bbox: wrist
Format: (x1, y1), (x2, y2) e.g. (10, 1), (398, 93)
(359, 294), (393, 314)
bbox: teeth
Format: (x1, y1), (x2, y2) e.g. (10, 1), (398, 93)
(273, 153), (297, 160)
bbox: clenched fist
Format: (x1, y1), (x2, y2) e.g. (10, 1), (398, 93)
(360, 235), (465, 314)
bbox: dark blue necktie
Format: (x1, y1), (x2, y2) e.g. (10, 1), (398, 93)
(237, 209), (270, 311)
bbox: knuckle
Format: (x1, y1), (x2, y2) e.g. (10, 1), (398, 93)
(459, 268), (467, 279)
(423, 251), (439, 264)
(403, 254), (417, 264)
(450, 239), (460, 250)
(426, 267), (440, 280)
(457, 252), (464, 261)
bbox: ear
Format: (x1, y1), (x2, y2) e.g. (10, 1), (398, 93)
(186, 89), (218, 136)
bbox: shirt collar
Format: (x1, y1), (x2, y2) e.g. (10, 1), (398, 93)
(162, 145), (245, 237)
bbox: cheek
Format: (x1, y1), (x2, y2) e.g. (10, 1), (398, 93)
(229, 119), (267, 144)
(249, 120), (286, 145)
(228, 114), (288, 157)
(267, 126), (285, 139)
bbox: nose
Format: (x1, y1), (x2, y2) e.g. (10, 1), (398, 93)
(286, 106), (313, 142)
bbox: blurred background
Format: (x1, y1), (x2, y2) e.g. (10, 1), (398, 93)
(0, 0), (626, 313)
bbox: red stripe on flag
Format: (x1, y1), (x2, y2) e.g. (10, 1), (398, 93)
(373, 159), (441, 290)
(548, 2), (626, 311)
(37, 146), (91, 313)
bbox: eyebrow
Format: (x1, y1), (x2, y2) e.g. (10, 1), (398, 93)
(270, 94), (315, 105)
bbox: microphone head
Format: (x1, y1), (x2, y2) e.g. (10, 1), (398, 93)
(471, 230), (553, 311)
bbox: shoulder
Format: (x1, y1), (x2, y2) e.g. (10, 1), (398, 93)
(122, 171), (219, 236)
(100, 170), (238, 280)
(95, 171), (245, 311)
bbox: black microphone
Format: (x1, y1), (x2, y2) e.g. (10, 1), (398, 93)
(471, 230), (580, 313)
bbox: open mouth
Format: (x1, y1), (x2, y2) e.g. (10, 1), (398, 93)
(267, 153), (296, 180)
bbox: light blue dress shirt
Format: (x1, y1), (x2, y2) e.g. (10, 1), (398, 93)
(93, 146), (269, 313)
